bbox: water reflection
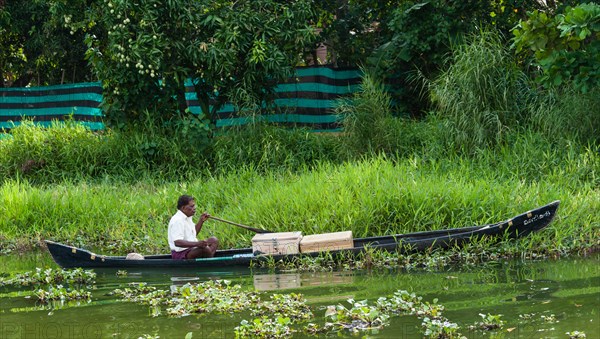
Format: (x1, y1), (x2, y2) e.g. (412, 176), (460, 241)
(252, 271), (354, 291)
(164, 270), (355, 291)
(1, 253), (598, 339)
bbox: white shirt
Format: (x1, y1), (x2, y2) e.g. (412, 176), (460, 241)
(168, 210), (197, 252)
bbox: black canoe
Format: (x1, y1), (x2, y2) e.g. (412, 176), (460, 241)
(45, 200), (560, 269)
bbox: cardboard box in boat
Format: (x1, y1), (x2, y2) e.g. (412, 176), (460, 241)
(300, 231), (353, 253)
(252, 231), (302, 255)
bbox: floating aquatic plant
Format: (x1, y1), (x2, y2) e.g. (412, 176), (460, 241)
(250, 247), (508, 274)
(421, 316), (464, 339)
(137, 335), (159, 339)
(167, 280), (261, 317)
(567, 330), (586, 338)
(113, 280), (261, 318)
(112, 280), (464, 339)
(251, 293), (313, 321)
(34, 284), (92, 303)
(0, 268), (96, 287)
(468, 313), (505, 331)
(376, 290), (423, 314)
(324, 299), (390, 332)
(234, 316), (293, 338)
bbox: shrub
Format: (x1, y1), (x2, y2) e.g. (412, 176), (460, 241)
(335, 69), (395, 156)
(429, 29), (530, 153)
(212, 124), (341, 175)
(512, 3), (600, 93)
(527, 86), (600, 144)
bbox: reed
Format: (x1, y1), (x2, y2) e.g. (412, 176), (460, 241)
(428, 29), (530, 154)
(527, 87), (600, 145)
(335, 68), (396, 156)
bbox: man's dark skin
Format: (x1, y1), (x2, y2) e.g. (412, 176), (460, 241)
(174, 199), (219, 259)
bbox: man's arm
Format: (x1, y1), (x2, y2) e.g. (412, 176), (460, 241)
(195, 212), (210, 233)
(174, 239), (208, 248)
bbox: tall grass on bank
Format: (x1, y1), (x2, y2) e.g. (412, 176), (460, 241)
(335, 69), (434, 157)
(0, 120), (344, 183)
(335, 70), (394, 155)
(429, 30), (530, 153)
(212, 124), (341, 175)
(0, 120), (211, 183)
(1, 140), (598, 255)
(528, 87), (600, 145)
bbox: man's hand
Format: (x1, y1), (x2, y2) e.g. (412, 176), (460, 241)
(199, 212), (210, 222)
(195, 212), (211, 233)
(197, 240), (208, 247)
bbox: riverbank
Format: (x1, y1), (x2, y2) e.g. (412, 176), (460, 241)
(1, 141), (598, 258)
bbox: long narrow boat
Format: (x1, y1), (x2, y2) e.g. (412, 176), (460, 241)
(45, 201), (560, 269)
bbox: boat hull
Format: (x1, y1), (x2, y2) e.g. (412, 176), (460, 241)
(44, 201), (560, 269)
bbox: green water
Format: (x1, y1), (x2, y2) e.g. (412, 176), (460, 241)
(0, 253), (598, 339)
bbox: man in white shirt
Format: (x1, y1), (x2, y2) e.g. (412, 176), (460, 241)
(168, 195), (219, 259)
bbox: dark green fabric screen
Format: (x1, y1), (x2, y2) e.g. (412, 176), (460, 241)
(0, 66), (360, 133)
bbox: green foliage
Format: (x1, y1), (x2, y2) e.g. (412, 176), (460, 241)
(325, 299), (390, 330)
(313, 1), (397, 66)
(57, 0), (316, 128)
(235, 316), (292, 339)
(2, 134), (598, 255)
(429, 29), (529, 153)
(335, 69), (396, 155)
(251, 293), (313, 321)
(370, 1), (496, 115)
(0, 268), (96, 287)
(34, 285), (92, 303)
(566, 330), (587, 338)
(512, 3), (600, 92)
(527, 86), (600, 144)
(0, 0), (92, 87)
(421, 317), (463, 338)
(212, 124), (340, 175)
(365, 0), (549, 116)
(0, 119), (209, 183)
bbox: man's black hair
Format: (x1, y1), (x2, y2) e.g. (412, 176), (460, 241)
(177, 195), (195, 210)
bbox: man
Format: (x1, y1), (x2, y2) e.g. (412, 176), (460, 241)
(168, 195), (219, 259)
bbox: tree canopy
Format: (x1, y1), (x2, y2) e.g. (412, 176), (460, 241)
(1, 0), (594, 122)
(0, 0), (92, 87)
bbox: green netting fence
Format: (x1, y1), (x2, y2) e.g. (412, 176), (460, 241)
(0, 66), (361, 135)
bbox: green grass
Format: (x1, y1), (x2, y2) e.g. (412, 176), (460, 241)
(1, 28), (598, 258)
(1, 135), (597, 256)
(429, 29), (530, 154)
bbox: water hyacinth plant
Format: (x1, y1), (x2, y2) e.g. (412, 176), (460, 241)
(566, 330), (587, 338)
(34, 284), (92, 303)
(0, 268), (96, 287)
(234, 316), (293, 339)
(113, 280), (260, 317)
(468, 313), (506, 331)
(376, 290), (423, 314)
(251, 293), (313, 321)
(110, 279), (465, 338)
(422, 317), (464, 339)
(324, 299), (391, 332)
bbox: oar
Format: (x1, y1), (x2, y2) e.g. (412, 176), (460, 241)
(209, 216), (273, 234)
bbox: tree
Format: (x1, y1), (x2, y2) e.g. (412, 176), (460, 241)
(367, 0), (547, 117)
(58, 0), (317, 128)
(512, 2), (600, 92)
(0, 0), (92, 87)
(313, 0), (397, 67)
